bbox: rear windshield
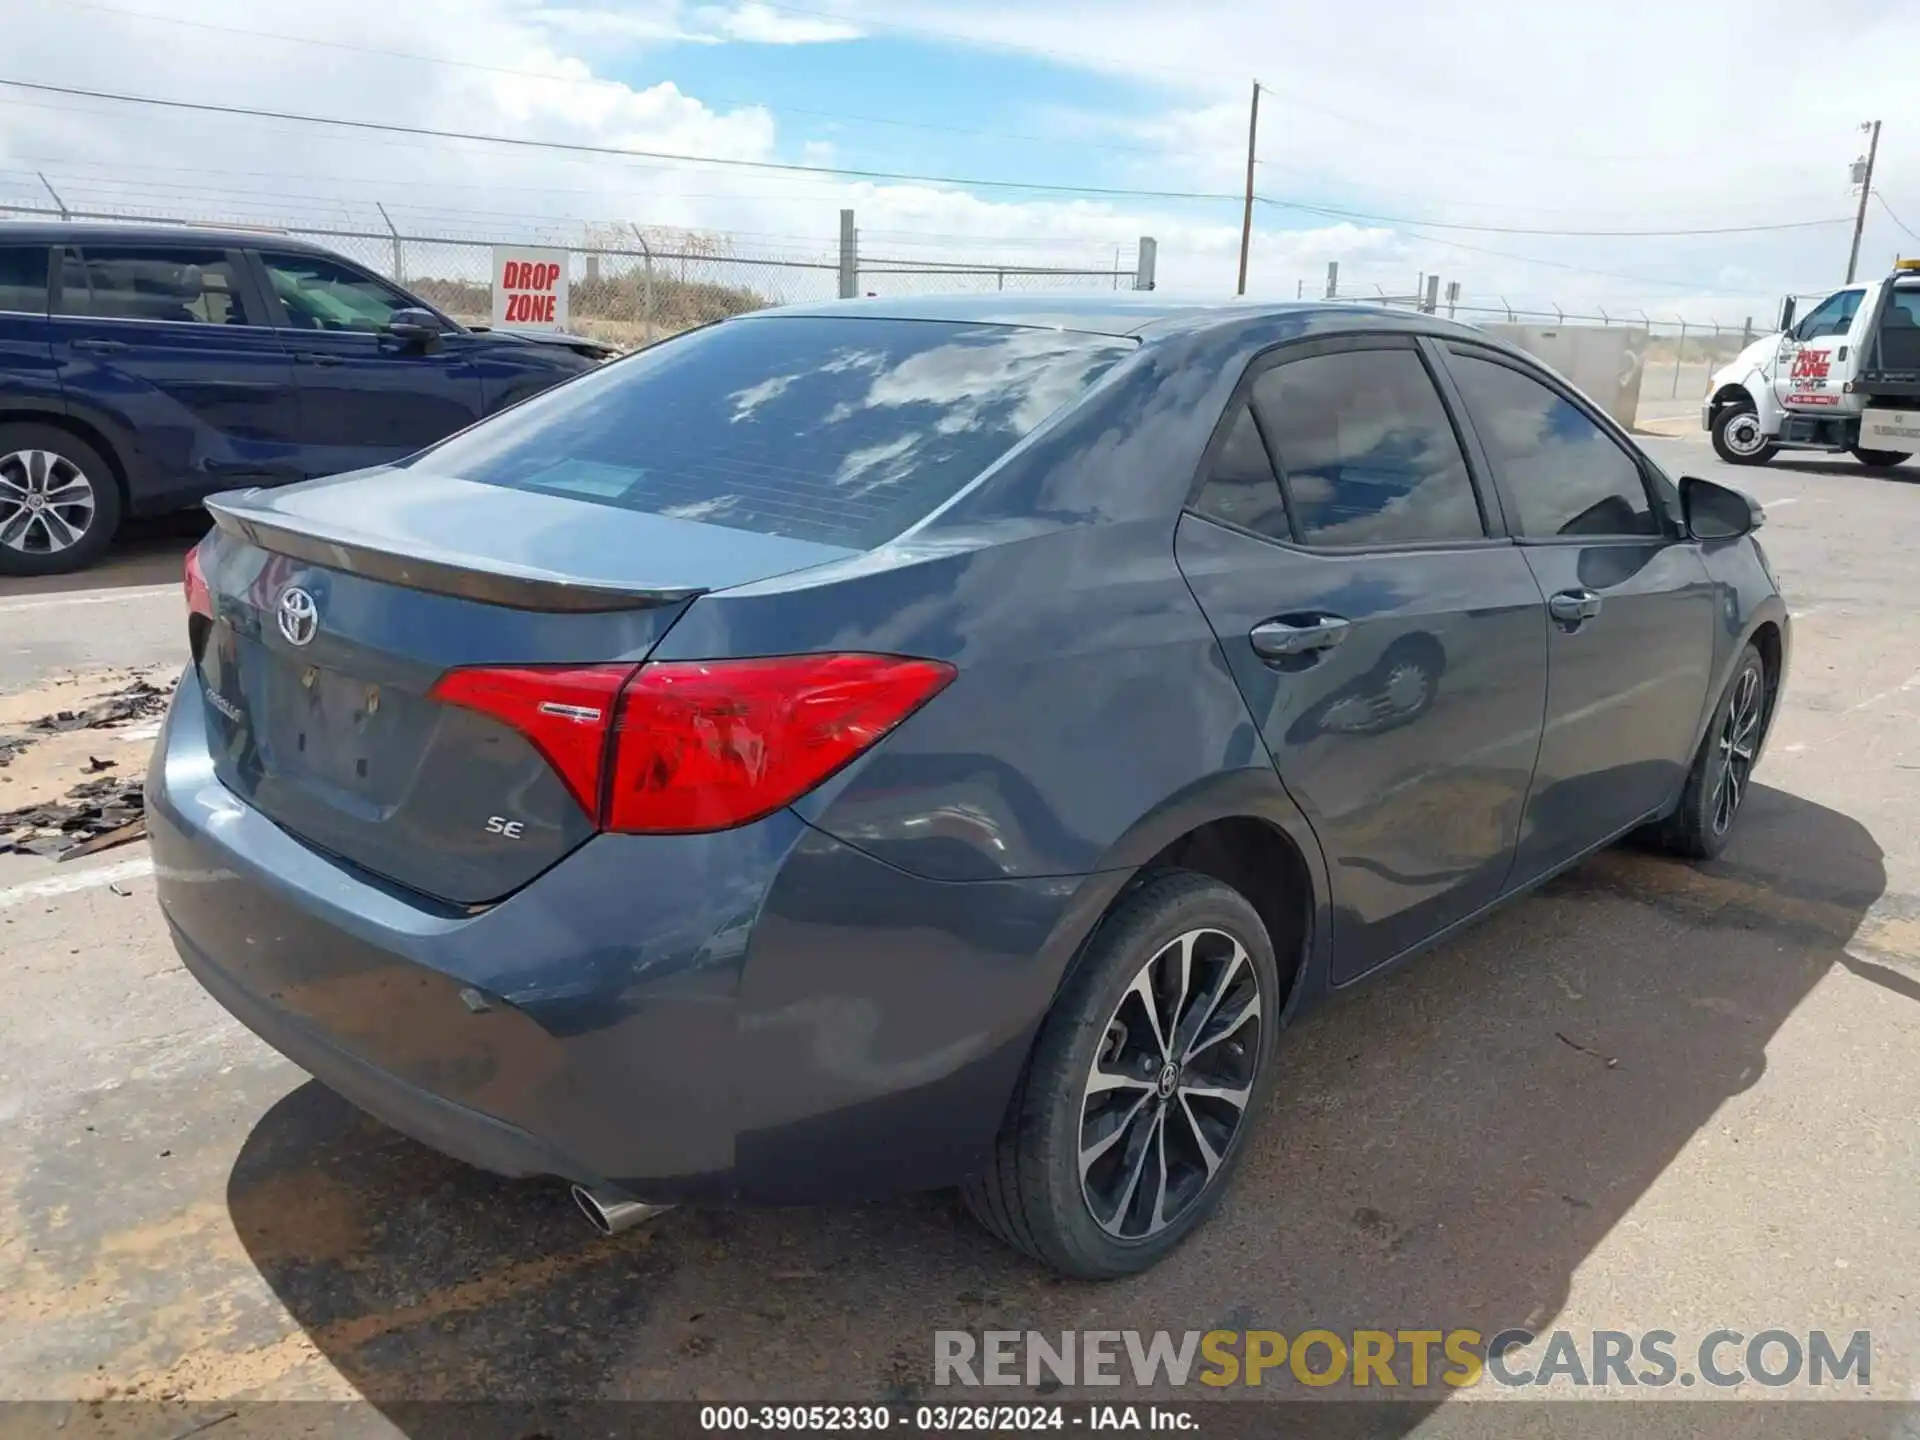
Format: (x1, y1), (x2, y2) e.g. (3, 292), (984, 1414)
(413, 316), (1132, 549)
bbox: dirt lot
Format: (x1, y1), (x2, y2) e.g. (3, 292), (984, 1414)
(2, 436), (1918, 1434)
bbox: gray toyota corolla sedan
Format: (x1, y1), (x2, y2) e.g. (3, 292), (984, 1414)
(150, 296), (1789, 1278)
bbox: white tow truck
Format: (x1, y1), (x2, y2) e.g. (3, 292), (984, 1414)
(1704, 258), (1920, 468)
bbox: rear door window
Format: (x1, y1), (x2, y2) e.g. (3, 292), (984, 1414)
(58, 248), (254, 326)
(1249, 345), (1486, 547)
(418, 316), (1132, 549)
(0, 245), (50, 314)
(1191, 403), (1291, 539)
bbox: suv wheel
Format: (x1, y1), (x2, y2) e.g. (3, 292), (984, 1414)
(963, 870), (1281, 1278)
(0, 424), (122, 576)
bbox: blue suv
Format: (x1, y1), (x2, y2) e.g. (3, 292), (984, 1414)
(0, 224), (609, 576)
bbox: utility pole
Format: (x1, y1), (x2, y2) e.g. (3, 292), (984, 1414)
(1846, 119), (1882, 283)
(1236, 81), (1260, 296)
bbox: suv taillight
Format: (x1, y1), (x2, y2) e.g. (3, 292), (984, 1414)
(429, 654), (954, 833)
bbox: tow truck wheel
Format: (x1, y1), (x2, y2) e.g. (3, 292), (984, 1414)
(1850, 447), (1910, 469)
(1711, 405), (1778, 466)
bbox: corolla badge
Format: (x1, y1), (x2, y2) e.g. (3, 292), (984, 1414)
(277, 586), (319, 647)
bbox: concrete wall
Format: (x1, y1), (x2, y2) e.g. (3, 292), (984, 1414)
(1481, 324), (1648, 433)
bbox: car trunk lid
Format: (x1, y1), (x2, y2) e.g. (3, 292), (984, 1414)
(192, 473), (855, 905)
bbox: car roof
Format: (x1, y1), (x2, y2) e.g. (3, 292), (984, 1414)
(752, 292), (1489, 342)
(0, 220), (340, 254)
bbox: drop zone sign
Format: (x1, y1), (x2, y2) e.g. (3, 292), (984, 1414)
(491, 246), (569, 331)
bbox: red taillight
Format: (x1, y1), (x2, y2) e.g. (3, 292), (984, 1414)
(606, 654), (955, 833)
(427, 653), (954, 832)
(184, 546), (213, 620)
(429, 664), (633, 818)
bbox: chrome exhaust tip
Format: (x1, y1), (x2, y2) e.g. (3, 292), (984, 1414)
(572, 1183), (672, 1236)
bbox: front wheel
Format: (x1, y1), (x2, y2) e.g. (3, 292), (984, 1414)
(962, 870), (1280, 1278)
(1711, 405), (1778, 466)
(1652, 644), (1769, 861)
(1850, 447), (1910, 469)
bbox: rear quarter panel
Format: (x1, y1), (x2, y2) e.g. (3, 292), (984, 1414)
(0, 311), (64, 420)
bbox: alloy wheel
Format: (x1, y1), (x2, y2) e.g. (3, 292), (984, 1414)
(0, 449), (97, 556)
(1711, 664), (1764, 837)
(1079, 927), (1263, 1240)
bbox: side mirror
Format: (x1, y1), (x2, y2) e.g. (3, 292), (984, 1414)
(1778, 296), (1798, 334)
(1681, 475), (1763, 541)
(387, 307), (446, 345)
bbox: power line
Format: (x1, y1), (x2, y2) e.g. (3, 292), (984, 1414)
(1255, 193), (1851, 238)
(1875, 191), (1920, 244)
(29, 0), (1189, 163)
(0, 77), (1248, 203)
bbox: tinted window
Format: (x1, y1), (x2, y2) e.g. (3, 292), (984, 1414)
(1797, 289), (1862, 341)
(1192, 403), (1290, 539)
(1449, 351), (1658, 539)
(61, 248), (251, 325)
(1249, 347), (1483, 546)
(420, 317), (1130, 549)
(0, 246), (49, 314)
(263, 253), (413, 332)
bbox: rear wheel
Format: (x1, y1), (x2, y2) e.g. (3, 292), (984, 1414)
(1711, 404), (1778, 466)
(962, 870), (1279, 1278)
(1652, 644), (1768, 861)
(0, 424), (122, 576)
(1850, 447), (1910, 469)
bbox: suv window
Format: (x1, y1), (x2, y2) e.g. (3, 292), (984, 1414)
(0, 246), (49, 314)
(60, 248), (251, 325)
(419, 316), (1131, 550)
(1192, 403), (1290, 539)
(262, 253), (414, 332)
(1448, 350), (1659, 539)
(1249, 346), (1484, 547)
(1796, 289), (1863, 342)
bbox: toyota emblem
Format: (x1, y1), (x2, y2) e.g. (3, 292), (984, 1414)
(277, 586), (319, 647)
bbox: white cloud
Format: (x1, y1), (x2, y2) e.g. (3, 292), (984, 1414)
(0, 0), (1911, 326)
(700, 3), (865, 44)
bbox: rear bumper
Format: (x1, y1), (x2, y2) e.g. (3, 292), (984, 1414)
(149, 670), (1109, 1203)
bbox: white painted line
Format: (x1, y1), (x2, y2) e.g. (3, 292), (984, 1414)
(1760, 497), (1800, 508)
(0, 856), (154, 909)
(1844, 667), (1920, 716)
(0, 583), (180, 615)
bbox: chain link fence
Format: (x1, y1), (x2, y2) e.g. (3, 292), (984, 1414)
(0, 195), (1138, 350)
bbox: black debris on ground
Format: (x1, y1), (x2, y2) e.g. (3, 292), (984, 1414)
(0, 735), (28, 768)
(0, 775), (147, 857)
(28, 676), (171, 734)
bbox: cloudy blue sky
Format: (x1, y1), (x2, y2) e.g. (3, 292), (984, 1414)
(1, 0), (1916, 321)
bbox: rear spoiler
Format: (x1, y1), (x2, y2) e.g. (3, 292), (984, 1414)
(205, 493), (697, 613)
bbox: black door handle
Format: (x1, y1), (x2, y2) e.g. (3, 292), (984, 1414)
(294, 352), (344, 367)
(1548, 589), (1604, 625)
(71, 338), (128, 354)
(1250, 615), (1351, 659)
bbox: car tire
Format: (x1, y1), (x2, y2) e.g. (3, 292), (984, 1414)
(0, 424), (123, 577)
(1849, 447), (1910, 469)
(1651, 643), (1769, 861)
(962, 869), (1281, 1279)
(1710, 404), (1778, 466)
